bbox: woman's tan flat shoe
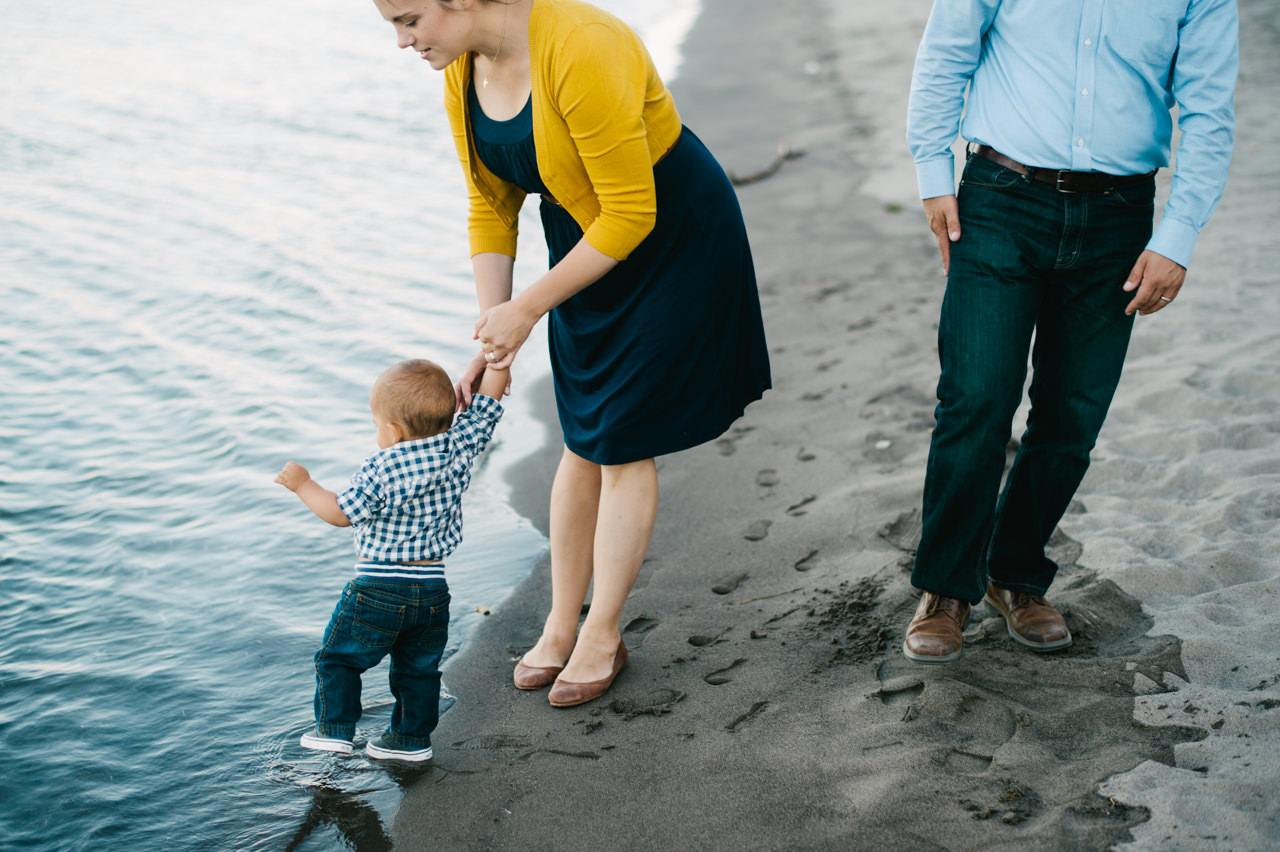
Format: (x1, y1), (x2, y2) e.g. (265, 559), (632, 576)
(547, 642), (628, 707)
(513, 659), (565, 690)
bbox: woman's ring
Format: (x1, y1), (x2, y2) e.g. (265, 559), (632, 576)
(486, 351), (498, 362)
(1159, 296), (1173, 303)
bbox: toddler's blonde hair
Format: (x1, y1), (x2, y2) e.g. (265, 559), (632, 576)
(372, 359), (456, 439)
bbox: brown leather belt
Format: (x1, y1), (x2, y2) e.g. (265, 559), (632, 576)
(974, 144), (1155, 194)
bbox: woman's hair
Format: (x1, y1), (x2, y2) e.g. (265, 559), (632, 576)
(372, 359), (457, 439)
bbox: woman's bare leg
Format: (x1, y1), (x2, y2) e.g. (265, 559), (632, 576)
(557, 456), (658, 683)
(518, 447), (600, 669)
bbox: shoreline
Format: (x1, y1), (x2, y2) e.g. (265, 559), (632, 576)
(396, 0), (1280, 848)
(502, 372), (558, 539)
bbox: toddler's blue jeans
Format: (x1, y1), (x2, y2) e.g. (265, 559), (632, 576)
(912, 151), (1155, 604)
(313, 576), (450, 749)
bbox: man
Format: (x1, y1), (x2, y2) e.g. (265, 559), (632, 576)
(903, 0), (1237, 663)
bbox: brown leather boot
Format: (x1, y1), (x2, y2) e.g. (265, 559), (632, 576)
(903, 592), (970, 664)
(984, 583), (1072, 651)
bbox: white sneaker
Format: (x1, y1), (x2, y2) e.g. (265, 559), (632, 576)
(300, 730), (354, 754)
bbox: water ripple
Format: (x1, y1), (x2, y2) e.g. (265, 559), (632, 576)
(2, 0), (695, 848)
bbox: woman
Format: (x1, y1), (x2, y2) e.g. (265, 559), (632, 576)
(372, 0), (770, 706)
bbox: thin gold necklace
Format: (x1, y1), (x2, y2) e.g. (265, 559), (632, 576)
(481, 2), (509, 89)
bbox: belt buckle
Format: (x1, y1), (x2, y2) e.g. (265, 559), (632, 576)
(1054, 171), (1079, 194)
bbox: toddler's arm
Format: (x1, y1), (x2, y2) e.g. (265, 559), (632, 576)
(275, 461), (352, 527)
(477, 365), (508, 402)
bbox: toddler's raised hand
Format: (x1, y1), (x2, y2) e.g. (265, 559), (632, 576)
(275, 461), (311, 493)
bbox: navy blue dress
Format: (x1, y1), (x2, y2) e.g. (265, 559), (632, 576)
(469, 82), (770, 465)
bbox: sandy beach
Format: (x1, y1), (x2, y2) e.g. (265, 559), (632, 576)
(393, 1), (1280, 848)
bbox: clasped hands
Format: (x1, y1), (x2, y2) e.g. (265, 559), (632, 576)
(922, 194), (1186, 316)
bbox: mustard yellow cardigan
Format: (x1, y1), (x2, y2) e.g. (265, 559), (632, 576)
(444, 0), (683, 261)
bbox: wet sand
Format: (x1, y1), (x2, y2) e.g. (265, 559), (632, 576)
(394, 1), (1280, 848)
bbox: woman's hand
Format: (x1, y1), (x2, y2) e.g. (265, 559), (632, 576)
(475, 299), (538, 370)
(455, 350), (513, 409)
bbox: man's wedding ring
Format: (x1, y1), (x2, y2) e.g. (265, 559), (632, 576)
(1159, 296), (1173, 303)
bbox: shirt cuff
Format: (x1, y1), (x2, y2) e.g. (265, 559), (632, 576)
(1146, 217), (1199, 269)
(336, 488), (367, 525)
(916, 156), (957, 200)
(467, 393), (504, 422)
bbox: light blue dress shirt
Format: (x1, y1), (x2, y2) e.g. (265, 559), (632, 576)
(907, 0), (1237, 268)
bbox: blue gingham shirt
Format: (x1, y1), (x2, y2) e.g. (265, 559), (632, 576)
(337, 394), (502, 563)
(907, 0), (1237, 268)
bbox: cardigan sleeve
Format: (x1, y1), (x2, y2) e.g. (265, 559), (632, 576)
(549, 22), (657, 260)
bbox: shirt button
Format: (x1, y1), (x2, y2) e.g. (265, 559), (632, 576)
(1077, 138), (1085, 147)
(1081, 88), (1089, 96)
(1084, 38), (1093, 47)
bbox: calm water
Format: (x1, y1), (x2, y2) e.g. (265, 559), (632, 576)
(0, 1), (697, 848)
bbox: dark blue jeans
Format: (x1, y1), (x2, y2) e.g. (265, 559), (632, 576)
(912, 152), (1155, 604)
(313, 576), (450, 749)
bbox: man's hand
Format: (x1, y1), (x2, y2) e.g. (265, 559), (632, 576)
(1123, 250), (1186, 315)
(923, 195), (961, 274)
(275, 461), (310, 493)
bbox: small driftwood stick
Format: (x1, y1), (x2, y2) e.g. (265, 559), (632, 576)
(729, 142), (806, 186)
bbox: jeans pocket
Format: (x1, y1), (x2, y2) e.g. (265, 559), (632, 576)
(960, 158), (1024, 192)
(352, 593), (404, 649)
(404, 594), (451, 654)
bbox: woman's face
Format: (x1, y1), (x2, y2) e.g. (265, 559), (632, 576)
(371, 0), (471, 71)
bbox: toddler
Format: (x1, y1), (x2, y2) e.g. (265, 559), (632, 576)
(276, 358), (505, 761)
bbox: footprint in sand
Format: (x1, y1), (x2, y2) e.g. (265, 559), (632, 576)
(954, 693), (1018, 741)
(787, 495), (816, 516)
(864, 431), (907, 463)
(518, 748), (601, 762)
(793, 549), (819, 572)
(945, 749), (994, 774)
(623, 616), (660, 647)
(712, 572), (749, 595)
(688, 629), (728, 647)
(715, 425), (757, 456)
(609, 689), (685, 721)
(743, 520), (771, 542)
(453, 734), (533, 750)
(705, 658), (747, 685)
(871, 676), (924, 706)
(816, 281), (851, 301)
(878, 509), (922, 553)
(796, 447), (816, 462)
(756, 469), (780, 487)
(725, 701), (768, 733)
